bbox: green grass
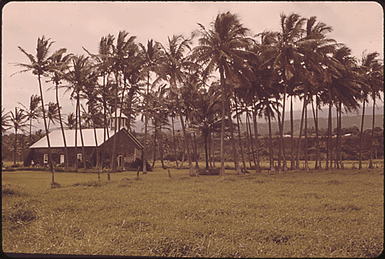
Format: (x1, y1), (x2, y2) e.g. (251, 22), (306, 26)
(2, 167), (384, 257)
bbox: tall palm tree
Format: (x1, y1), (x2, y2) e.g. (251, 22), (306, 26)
(271, 13), (306, 172)
(48, 48), (72, 171)
(15, 36), (56, 180)
(193, 11), (253, 175)
(362, 52), (384, 168)
(139, 39), (162, 173)
(10, 107), (28, 165)
(297, 16), (334, 170)
(109, 31), (137, 176)
(18, 94), (41, 145)
(159, 34), (196, 176)
(64, 54), (94, 171)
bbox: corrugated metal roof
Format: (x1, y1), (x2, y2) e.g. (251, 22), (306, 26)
(30, 128), (111, 148)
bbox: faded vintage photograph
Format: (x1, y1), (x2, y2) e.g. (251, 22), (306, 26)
(2, 1), (384, 257)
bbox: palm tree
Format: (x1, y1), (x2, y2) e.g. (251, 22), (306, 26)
(48, 48), (72, 171)
(297, 16), (334, 170)
(65, 112), (76, 129)
(2, 108), (11, 135)
(139, 39), (162, 173)
(18, 94), (41, 145)
(361, 52), (384, 169)
(271, 13), (306, 172)
(193, 11), (253, 175)
(158, 34), (196, 176)
(64, 54), (94, 171)
(15, 36), (57, 180)
(189, 83), (221, 169)
(10, 107), (28, 165)
(46, 102), (61, 131)
(109, 31), (137, 176)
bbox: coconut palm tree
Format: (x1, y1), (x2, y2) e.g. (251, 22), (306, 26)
(270, 13), (306, 172)
(361, 52), (384, 169)
(66, 112), (76, 129)
(64, 54), (94, 171)
(193, 11), (253, 175)
(15, 36), (57, 180)
(46, 102), (61, 131)
(108, 31), (137, 176)
(2, 108), (11, 135)
(18, 94), (41, 145)
(139, 39), (163, 173)
(158, 34), (196, 176)
(189, 83), (222, 169)
(10, 107), (28, 165)
(48, 48), (72, 171)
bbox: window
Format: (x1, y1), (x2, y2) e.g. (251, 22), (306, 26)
(43, 154), (48, 164)
(60, 154), (65, 164)
(117, 155), (123, 167)
(77, 153), (82, 162)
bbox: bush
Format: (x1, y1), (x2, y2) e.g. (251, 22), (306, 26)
(125, 158), (152, 171)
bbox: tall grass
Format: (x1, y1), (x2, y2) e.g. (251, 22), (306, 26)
(2, 167), (383, 257)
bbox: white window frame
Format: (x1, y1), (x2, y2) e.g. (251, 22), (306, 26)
(77, 153), (82, 162)
(43, 154), (48, 164)
(60, 154), (65, 164)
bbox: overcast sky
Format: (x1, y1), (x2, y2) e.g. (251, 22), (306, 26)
(2, 1), (383, 130)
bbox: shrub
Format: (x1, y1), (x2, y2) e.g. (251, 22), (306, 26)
(125, 158), (152, 171)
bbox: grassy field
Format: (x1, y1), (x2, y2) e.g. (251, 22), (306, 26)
(2, 167), (384, 257)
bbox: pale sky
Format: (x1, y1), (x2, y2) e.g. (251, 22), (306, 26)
(2, 1), (384, 130)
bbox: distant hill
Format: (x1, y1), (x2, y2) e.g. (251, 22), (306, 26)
(245, 114), (383, 136)
(133, 106), (383, 135)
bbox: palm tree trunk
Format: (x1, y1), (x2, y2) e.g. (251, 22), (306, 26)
(369, 94), (376, 169)
(56, 83), (69, 172)
(359, 99), (365, 169)
(277, 108), (282, 172)
(252, 99), (260, 173)
(338, 102), (343, 169)
(14, 125), (18, 165)
(90, 101), (99, 169)
(74, 97), (79, 172)
(78, 98), (87, 170)
(193, 132), (199, 169)
(38, 75), (54, 180)
(219, 67), (226, 176)
(245, 112), (254, 169)
(152, 123), (157, 168)
(110, 72), (120, 178)
(227, 100), (242, 175)
(204, 132), (209, 169)
(311, 97), (319, 169)
(143, 74), (150, 173)
(280, 85), (288, 171)
(296, 96), (306, 170)
(171, 115), (178, 168)
(304, 96), (309, 171)
(234, 95), (246, 171)
(267, 108), (275, 173)
(327, 103), (332, 170)
(290, 96), (294, 170)
(159, 126), (165, 169)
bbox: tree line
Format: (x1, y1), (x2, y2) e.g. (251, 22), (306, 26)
(2, 12), (383, 181)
